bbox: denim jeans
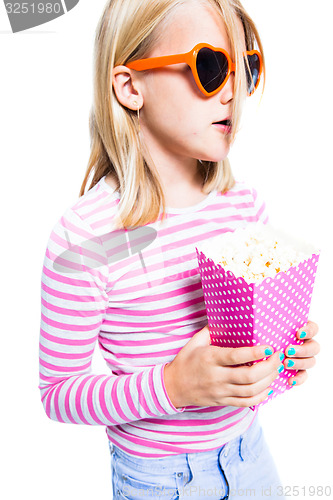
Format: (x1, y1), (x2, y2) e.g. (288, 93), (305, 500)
(108, 415), (285, 499)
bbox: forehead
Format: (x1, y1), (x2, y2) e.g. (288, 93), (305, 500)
(150, 1), (245, 56)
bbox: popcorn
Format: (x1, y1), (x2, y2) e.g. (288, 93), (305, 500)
(196, 223), (320, 408)
(200, 223), (311, 283)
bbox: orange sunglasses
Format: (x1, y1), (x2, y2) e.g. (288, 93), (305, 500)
(126, 42), (263, 97)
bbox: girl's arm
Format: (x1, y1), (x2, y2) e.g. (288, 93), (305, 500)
(38, 208), (185, 426)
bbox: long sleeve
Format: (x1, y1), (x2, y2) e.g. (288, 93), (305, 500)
(251, 186), (269, 224)
(38, 207), (185, 426)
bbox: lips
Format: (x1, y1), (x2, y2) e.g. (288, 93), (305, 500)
(213, 117), (232, 127)
(212, 116), (232, 134)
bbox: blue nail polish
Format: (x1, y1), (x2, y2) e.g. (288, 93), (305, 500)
(300, 331), (306, 339)
(292, 380), (297, 386)
(265, 347), (273, 356)
(287, 347), (296, 356)
(268, 389), (274, 396)
(287, 359), (295, 368)
(279, 352), (285, 361)
(278, 364), (284, 374)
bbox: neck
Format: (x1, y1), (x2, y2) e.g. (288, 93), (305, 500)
(140, 137), (203, 194)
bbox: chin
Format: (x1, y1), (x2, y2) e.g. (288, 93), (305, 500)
(199, 151), (230, 163)
(198, 143), (231, 163)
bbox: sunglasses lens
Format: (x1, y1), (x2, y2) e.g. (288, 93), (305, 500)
(245, 53), (261, 94)
(196, 47), (229, 94)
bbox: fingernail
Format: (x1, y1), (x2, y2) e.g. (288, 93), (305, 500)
(265, 347), (273, 356)
(278, 364), (284, 373)
(300, 331), (306, 339)
(287, 359), (295, 368)
(279, 352), (285, 361)
(268, 389), (274, 396)
(287, 347), (296, 356)
(292, 380), (297, 386)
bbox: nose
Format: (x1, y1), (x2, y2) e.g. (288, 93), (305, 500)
(219, 72), (234, 104)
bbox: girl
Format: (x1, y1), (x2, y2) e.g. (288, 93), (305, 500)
(39, 0), (320, 498)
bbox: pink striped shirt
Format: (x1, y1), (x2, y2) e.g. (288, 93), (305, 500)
(39, 175), (268, 457)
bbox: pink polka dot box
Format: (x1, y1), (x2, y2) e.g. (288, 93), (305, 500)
(195, 223), (320, 407)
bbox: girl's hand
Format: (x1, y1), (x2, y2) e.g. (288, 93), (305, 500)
(283, 320), (320, 387)
(164, 325), (283, 409)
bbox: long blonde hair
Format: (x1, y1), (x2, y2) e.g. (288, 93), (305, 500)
(79, 0), (265, 229)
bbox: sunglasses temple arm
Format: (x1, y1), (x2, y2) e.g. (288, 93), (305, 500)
(126, 52), (192, 71)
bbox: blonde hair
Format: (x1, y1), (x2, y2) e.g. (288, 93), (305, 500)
(79, 0), (265, 229)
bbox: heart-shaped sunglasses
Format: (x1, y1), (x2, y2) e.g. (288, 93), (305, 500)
(126, 42), (263, 97)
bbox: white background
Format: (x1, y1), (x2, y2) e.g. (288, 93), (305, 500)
(1, 1), (332, 499)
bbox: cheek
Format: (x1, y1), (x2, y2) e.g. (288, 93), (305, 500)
(146, 69), (199, 112)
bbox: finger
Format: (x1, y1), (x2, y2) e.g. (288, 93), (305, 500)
(296, 320), (319, 340)
(285, 339), (320, 359)
(287, 370), (308, 387)
(284, 355), (316, 371)
(216, 344), (279, 367)
(225, 351), (283, 385)
(227, 365), (281, 398)
(224, 385), (275, 408)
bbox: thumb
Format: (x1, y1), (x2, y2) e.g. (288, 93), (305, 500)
(186, 325), (211, 349)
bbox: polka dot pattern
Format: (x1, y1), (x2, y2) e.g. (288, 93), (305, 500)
(196, 248), (320, 407)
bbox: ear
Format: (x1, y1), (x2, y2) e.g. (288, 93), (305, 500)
(112, 65), (143, 110)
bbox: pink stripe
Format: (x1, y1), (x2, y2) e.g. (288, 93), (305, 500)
(59, 213), (93, 240)
(136, 371), (156, 417)
(73, 188), (110, 210)
(41, 281), (105, 304)
(129, 414), (245, 436)
(108, 425), (243, 455)
(224, 187), (251, 197)
(102, 309), (205, 329)
(98, 378), (118, 424)
(39, 342), (93, 360)
(143, 407), (243, 426)
(100, 322), (203, 337)
(44, 385), (65, 422)
(131, 416), (245, 442)
(109, 426), (192, 454)
(48, 227), (107, 266)
(40, 328), (94, 346)
(41, 311), (102, 332)
(75, 376), (92, 424)
(83, 198), (118, 220)
(100, 331), (193, 347)
(160, 363), (182, 413)
(123, 282), (202, 304)
(111, 376), (130, 422)
(148, 367), (167, 415)
(123, 376), (142, 420)
(41, 297), (100, 317)
(39, 357), (91, 373)
(91, 204), (123, 231)
(106, 296), (203, 317)
(42, 264), (100, 288)
(64, 378), (81, 424)
(42, 262), (105, 288)
(255, 201), (266, 221)
(46, 248), (107, 286)
(53, 381), (68, 423)
(39, 374), (69, 391)
(112, 348), (180, 359)
(86, 375), (107, 424)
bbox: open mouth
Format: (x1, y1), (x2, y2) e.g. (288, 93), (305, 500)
(214, 119), (232, 127)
